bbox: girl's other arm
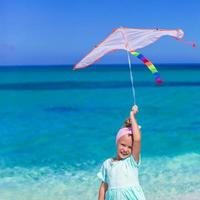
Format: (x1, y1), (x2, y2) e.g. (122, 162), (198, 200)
(98, 182), (108, 200)
(130, 105), (141, 163)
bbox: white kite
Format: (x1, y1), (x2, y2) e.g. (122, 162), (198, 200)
(74, 27), (195, 103)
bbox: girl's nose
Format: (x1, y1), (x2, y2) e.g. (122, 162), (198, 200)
(123, 147), (128, 152)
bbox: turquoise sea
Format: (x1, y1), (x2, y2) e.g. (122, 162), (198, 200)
(0, 64), (200, 200)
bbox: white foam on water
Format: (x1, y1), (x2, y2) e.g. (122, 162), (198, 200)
(0, 166), (98, 200)
(0, 153), (199, 200)
(141, 153), (200, 200)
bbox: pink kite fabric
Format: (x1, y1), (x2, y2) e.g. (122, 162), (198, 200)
(74, 28), (184, 69)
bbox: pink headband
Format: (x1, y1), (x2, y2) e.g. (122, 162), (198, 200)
(116, 127), (133, 144)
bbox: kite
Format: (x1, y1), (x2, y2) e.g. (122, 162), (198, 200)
(74, 27), (195, 103)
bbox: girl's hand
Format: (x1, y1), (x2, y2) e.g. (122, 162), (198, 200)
(130, 105), (138, 119)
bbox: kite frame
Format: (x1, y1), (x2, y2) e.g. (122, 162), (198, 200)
(73, 27), (185, 70)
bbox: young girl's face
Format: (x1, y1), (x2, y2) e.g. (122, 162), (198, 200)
(117, 134), (133, 160)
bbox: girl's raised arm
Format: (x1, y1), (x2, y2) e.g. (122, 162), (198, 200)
(130, 105), (141, 163)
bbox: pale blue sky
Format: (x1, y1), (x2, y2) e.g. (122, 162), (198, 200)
(1, 0), (200, 66)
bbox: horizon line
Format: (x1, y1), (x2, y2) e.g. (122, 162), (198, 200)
(0, 63), (200, 68)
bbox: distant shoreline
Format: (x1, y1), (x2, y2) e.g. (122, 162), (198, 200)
(0, 63), (200, 70)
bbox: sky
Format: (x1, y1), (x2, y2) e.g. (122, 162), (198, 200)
(1, 0), (200, 66)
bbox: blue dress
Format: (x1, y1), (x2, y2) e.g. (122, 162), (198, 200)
(97, 155), (146, 200)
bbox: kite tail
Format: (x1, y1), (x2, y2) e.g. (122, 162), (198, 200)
(130, 50), (163, 84)
(173, 37), (196, 48)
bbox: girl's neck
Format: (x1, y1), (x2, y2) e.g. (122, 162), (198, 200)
(112, 156), (122, 161)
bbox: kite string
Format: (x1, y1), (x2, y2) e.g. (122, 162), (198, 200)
(126, 50), (136, 105)
(119, 27), (136, 105)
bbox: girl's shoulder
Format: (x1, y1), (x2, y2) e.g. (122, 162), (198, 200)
(103, 158), (112, 164)
(101, 158), (113, 167)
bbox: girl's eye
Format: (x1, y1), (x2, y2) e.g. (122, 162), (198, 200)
(121, 144), (125, 146)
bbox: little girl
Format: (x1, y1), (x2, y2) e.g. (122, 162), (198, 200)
(97, 105), (145, 200)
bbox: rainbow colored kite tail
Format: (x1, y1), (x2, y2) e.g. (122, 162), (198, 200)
(154, 72), (163, 84)
(130, 50), (163, 84)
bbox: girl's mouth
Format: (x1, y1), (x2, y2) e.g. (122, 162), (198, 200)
(120, 152), (129, 157)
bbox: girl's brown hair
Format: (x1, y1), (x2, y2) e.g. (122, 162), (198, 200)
(123, 118), (132, 128)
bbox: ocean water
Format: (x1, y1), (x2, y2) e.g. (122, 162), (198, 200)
(0, 64), (200, 200)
